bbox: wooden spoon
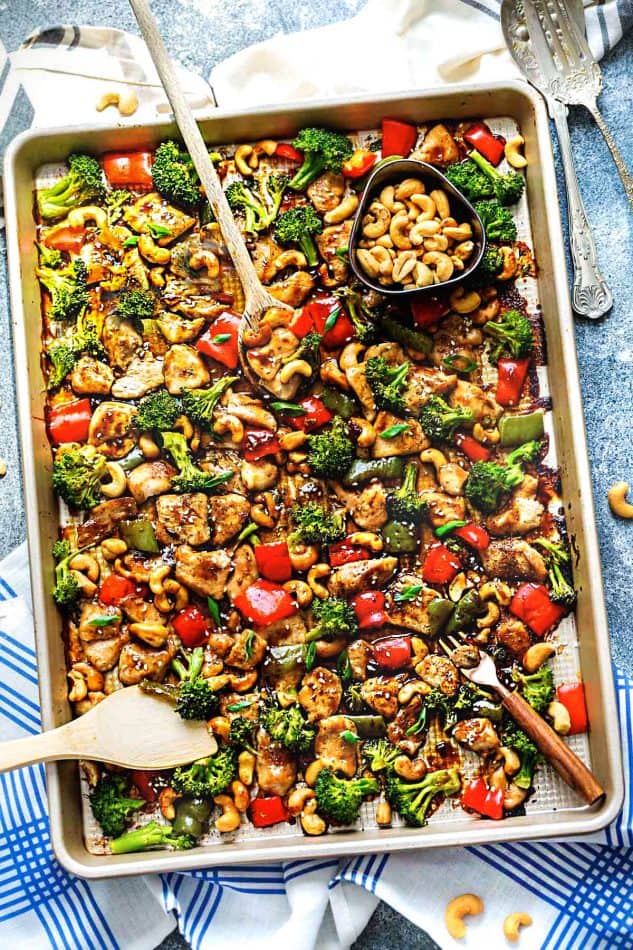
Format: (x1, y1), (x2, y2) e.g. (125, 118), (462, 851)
(0, 686), (216, 772)
(128, 0), (297, 396)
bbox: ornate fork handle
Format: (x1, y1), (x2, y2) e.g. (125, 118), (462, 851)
(552, 103), (612, 319)
(586, 102), (633, 211)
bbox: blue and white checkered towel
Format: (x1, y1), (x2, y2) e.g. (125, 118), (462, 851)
(1, 1), (633, 947)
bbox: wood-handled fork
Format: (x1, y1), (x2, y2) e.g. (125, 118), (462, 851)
(439, 632), (604, 805)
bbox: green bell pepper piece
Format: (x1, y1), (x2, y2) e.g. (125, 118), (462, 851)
(499, 410), (545, 446)
(321, 387), (358, 420)
(445, 590), (485, 635)
(381, 315), (433, 355)
(344, 456), (404, 487)
(382, 518), (418, 554)
(472, 698), (503, 722)
(120, 519), (159, 553)
(344, 715), (387, 738)
(172, 796), (212, 837)
(427, 598), (455, 638)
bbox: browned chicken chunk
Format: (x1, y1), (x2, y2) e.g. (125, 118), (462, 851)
(127, 461), (174, 504)
(360, 677), (400, 720)
(209, 492), (251, 545)
(307, 171), (345, 212)
(315, 715), (359, 778)
(417, 124), (459, 166)
(163, 344), (210, 394)
(417, 655), (459, 697)
(453, 718), (500, 753)
(328, 557), (398, 598)
(70, 356), (114, 396)
(155, 492), (210, 546)
(225, 629), (267, 670)
(481, 539), (548, 582)
(255, 728), (297, 796)
(174, 545), (232, 598)
(298, 667), (342, 722)
(118, 640), (175, 685)
(387, 696), (425, 755)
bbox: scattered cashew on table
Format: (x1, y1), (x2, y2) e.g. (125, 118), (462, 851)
(444, 893), (533, 942)
(608, 481), (633, 519)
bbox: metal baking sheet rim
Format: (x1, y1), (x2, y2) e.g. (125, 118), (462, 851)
(3, 80), (624, 878)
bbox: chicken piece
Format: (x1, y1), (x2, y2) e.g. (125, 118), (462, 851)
(155, 492), (210, 546)
(315, 221), (352, 287)
(259, 612), (307, 647)
(315, 715), (359, 778)
(481, 539), (548, 583)
(161, 277), (228, 321)
(387, 695), (425, 756)
(208, 493), (250, 545)
(255, 728), (297, 796)
(438, 463), (469, 497)
(349, 482), (389, 531)
(79, 240), (126, 289)
(118, 640), (175, 685)
(226, 544), (259, 601)
(430, 316), (479, 370)
(246, 327), (300, 383)
(84, 635), (127, 672)
(78, 602), (122, 641)
(364, 341), (405, 364)
(307, 171), (345, 213)
(328, 557), (398, 598)
(156, 311), (206, 344)
(388, 579), (442, 635)
(163, 344), (210, 394)
(360, 676), (400, 720)
(70, 356), (114, 396)
(416, 124), (459, 166)
(124, 193), (195, 244)
(223, 392), (277, 431)
(298, 667), (342, 722)
(88, 401), (137, 459)
(403, 366), (458, 414)
(346, 365), (377, 421)
(453, 717), (500, 753)
(252, 233), (284, 283)
(199, 447), (243, 493)
(268, 270), (315, 307)
(102, 316), (143, 371)
(419, 490), (466, 528)
(372, 411), (429, 458)
(77, 497), (138, 547)
(495, 619), (531, 657)
(110, 352), (164, 400)
(417, 655), (459, 697)
(347, 639), (373, 681)
(127, 461), (174, 504)
(225, 629), (267, 670)
(175, 545), (232, 598)
(485, 476), (545, 537)
(120, 595), (164, 625)
(449, 380), (502, 426)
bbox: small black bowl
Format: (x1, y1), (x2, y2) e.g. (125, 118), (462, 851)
(349, 158), (486, 297)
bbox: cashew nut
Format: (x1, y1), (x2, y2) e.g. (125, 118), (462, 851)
(67, 206), (107, 229)
(445, 894), (484, 940)
(411, 638), (430, 663)
(324, 193), (359, 225)
(100, 462), (127, 498)
(250, 502), (275, 528)
(214, 413), (245, 445)
(608, 481), (633, 519)
(420, 447), (448, 473)
(287, 787), (316, 816)
(283, 579), (313, 607)
(390, 211), (412, 250)
(96, 89), (138, 116)
(504, 135), (528, 169)
(289, 543), (319, 573)
(278, 429), (308, 451)
(472, 423), (500, 445)
(350, 416), (375, 448)
(234, 144), (258, 176)
(394, 755), (426, 781)
(158, 787), (177, 820)
(362, 202), (391, 239)
(476, 601), (500, 629)
(422, 251), (454, 282)
(214, 794), (242, 832)
(497, 246), (518, 281)
(304, 759), (326, 787)
(100, 537), (128, 560)
(68, 669), (88, 703)
(504, 783), (528, 810)
(379, 186), (405, 213)
(430, 189), (451, 220)
(356, 248), (381, 279)
(69, 553), (100, 582)
(231, 779), (250, 813)
(138, 233), (171, 264)
(242, 323), (272, 348)
(369, 245), (395, 277)
(414, 262), (435, 287)
(347, 531), (383, 552)
(340, 341), (365, 371)
(498, 746), (521, 776)
(316, 637), (346, 659)
(155, 579), (188, 613)
(129, 621), (169, 647)
(139, 433), (161, 458)
(375, 800), (392, 826)
(301, 809), (327, 836)
(189, 249), (220, 278)
(238, 750), (256, 785)
(454, 240), (475, 262)
(268, 249), (308, 279)
(307, 563), (331, 599)
(279, 359), (313, 384)
(448, 571), (471, 603)
(320, 357), (349, 391)
(398, 681), (429, 704)
(479, 580), (512, 606)
(392, 250), (417, 283)
(522, 642), (556, 673)
(503, 912), (532, 943)
(410, 219), (441, 244)
(149, 563), (172, 594)
(547, 700), (571, 735)
(423, 234), (449, 253)
(410, 193), (436, 220)
(209, 716), (230, 742)
(443, 222), (473, 242)
(450, 287), (482, 315)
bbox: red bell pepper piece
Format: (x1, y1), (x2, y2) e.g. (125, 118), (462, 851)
(328, 539), (370, 568)
(510, 583), (566, 637)
(381, 118), (418, 158)
(131, 770), (163, 803)
(464, 123), (505, 167)
(461, 777), (504, 820)
(48, 398), (92, 445)
(454, 523), (490, 551)
(250, 795), (289, 828)
(233, 580), (298, 626)
(255, 541), (293, 583)
(411, 294), (449, 329)
(242, 428), (281, 462)
(557, 682), (588, 735)
(275, 143), (303, 163)
(351, 591), (388, 630)
(172, 605), (210, 648)
(102, 150), (154, 186)
(455, 433), (491, 462)
(496, 358), (530, 407)
(422, 544), (461, 585)
(289, 307), (315, 339)
(99, 574), (136, 606)
(196, 311), (240, 369)
(342, 149), (377, 179)
(306, 296), (355, 349)
(43, 225), (86, 253)
(373, 636), (412, 670)
(288, 396), (332, 433)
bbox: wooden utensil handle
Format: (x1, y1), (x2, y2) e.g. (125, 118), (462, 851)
(501, 688), (604, 805)
(0, 722), (85, 773)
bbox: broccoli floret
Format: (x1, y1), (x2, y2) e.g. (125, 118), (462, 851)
(105, 189), (132, 223)
(152, 140), (200, 208)
(386, 462), (427, 525)
(275, 205), (323, 267)
(534, 539), (576, 606)
(465, 440), (540, 513)
(36, 242), (63, 268)
(385, 767), (461, 827)
(289, 502), (345, 546)
(483, 308), (534, 363)
(171, 749), (236, 798)
(445, 159), (494, 202)
(512, 666), (555, 714)
(282, 331), (322, 371)
(424, 688), (459, 732)
(334, 285), (380, 343)
(115, 286), (156, 326)
(502, 721), (541, 790)
(52, 539), (71, 562)
(305, 596), (359, 644)
(180, 377), (237, 429)
(258, 173), (289, 227)
(469, 150), (525, 206)
(47, 341), (77, 389)
(419, 395), (474, 443)
(47, 308), (107, 388)
(364, 356), (410, 416)
(37, 153), (105, 220)
(225, 180), (267, 234)
(161, 431), (233, 493)
(228, 716), (257, 754)
(476, 245), (504, 282)
(135, 389), (182, 433)
(261, 703), (316, 752)
(288, 127), (354, 192)
(344, 682), (368, 715)
(90, 773), (143, 838)
(363, 738), (400, 773)
(110, 821), (195, 854)
(141, 647), (219, 720)
(307, 416), (355, 479)
(37, 258), (89, 322)
(72, 310), (106, 360)
(52, 444), (106, 509)
(475, 199), (517, 243)
(51, 539), (88, 609)
(315, 767), (379, 825)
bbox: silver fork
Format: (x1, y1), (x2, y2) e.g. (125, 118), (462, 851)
(438, 632), (604, 804)
(525, 0), (633, 209)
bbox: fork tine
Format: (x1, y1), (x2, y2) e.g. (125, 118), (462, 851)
(438, 638), (451, 658)
(535, 0), (581, 71)
(448, 635), (465, 652)
(523, 2), (560, 83)
(549, 0), (589, 64)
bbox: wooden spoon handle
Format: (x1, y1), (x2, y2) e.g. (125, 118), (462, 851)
(501, 688), (604, 805)
(0, 721), (89, 772)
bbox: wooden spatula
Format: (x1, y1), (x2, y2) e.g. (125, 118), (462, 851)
(0, 686), (217, 772)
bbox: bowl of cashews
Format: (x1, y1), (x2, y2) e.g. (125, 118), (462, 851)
(349, 158), (485, 296)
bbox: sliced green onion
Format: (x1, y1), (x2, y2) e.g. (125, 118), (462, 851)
(337, 650), (352, 685)
(380, 423), (410, 440)
(335, 247), (349, 261)
(270, 400), (306, 416)
(340, 730), (360, 744)
(304, 641), (317, 672)
(147, 222), (172, 239)
(405, 707), (428, 736)
(211, 333), (231, 344)
(323, 306), (341, 334)
(87, 615), (119, 627)
(122, 236), (139, 247)
(236, 522), (259, 544)
(226, 698), (256, 712)
(244, 629), (256, 660)
(206, 597), (221, 627)
(394, 584), (424, 603)
(435, 519), (468, 539)
(442, 354), (477, 374)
